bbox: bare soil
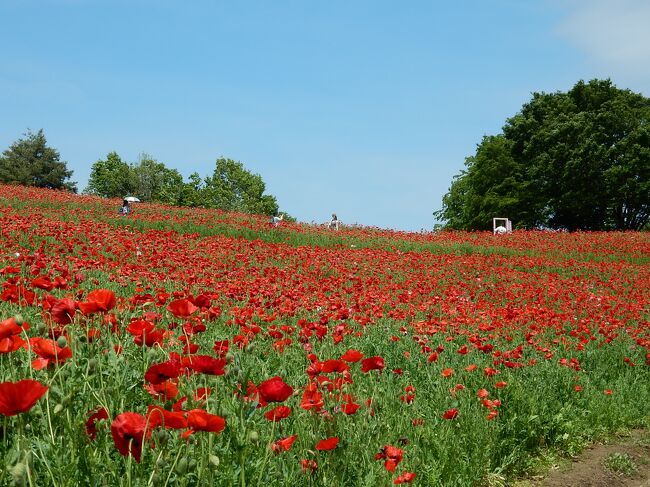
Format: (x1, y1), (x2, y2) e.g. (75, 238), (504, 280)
(519, 430), (650, 487)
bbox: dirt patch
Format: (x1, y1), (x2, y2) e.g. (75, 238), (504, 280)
(524, 430), (650, 487)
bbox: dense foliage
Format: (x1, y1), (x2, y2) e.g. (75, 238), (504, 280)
(436, 79), (650, 231)
(0, 185), (648, 486)
(86, 155), (280, 216)
(0, 130), (77, 192)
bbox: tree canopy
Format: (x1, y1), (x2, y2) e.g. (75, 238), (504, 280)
(202, 158), (279, 215)
(85, 154), (280, 216)
(0, 130), (77, 192)
(85, 152), (134, 198)
(435, 79), (650, 231)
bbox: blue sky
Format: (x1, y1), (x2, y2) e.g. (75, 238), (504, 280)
(1, 0), (649, 231)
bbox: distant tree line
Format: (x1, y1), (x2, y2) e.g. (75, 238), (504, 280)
(85, 152), (280, 216)
(0, 130), (282, 217)
(435, 79), (650, 231)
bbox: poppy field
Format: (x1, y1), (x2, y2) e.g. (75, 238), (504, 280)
(0, 185), (649, 487)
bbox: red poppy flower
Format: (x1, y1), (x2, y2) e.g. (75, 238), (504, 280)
(341, 394), (360, 415)
(146, 406), (187, 430)
(306, 360), (323, 379)
(49, 298), (76, 325)
(186, 409), (226, 434)
(32, 275), (55, 291)
(361, 356), (385, 373)
(0, 317), (26, 353)
(144, 360), (182, 384)
(85, 407), (109, 440)
(182, 355), (226, 376)
(340, 349), (364, 362)
(315, 436), (339, 451)
(29, 337), (73, 370)
(300, 383), (324, 411)
(144, 380), (179, 401)
(300, 458), (318, 473)
(442, 408), (459, 420)
(483, 367), (499, 377)
(0, 379), (48, 416)
(400, 393), (415, 404)
(321, 359), (350, 374)
(258, 376), (293, 403)
(111, 412), (150, 463)
(134, 327), (166, 347)
(271, 434), (297, 453)
(481, 399), (501, 409)
(477, 388), (489, 399)
(264, 405), (292, 422)
(441, 368), (454, 378)
(394, 472), (417, 484)
(375, 445), (403, 472)
(167, 299), (198, 318)
(194, 387), (212, 402)
(127, 318), (155, 337)
(79, 289), (116, 314)
(213, 340), (229, 357)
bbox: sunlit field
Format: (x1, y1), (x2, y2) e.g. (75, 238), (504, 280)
(0, 185), (648, 487)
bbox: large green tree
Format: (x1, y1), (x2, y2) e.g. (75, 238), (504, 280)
(202, 158), (279, 215)
(132, 154), (184, 205)
(85, 152), (135, 198)
(436, 79), (650, 230)
(177, 172), (206, 208)
(0, 129), (77, 192)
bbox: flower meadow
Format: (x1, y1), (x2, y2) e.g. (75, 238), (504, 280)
(0, 185), (648, 487)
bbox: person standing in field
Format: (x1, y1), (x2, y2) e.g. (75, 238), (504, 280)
(329, 213), (339, 230)
(119, 199), (131, 216)
(271, 213), (284, 226)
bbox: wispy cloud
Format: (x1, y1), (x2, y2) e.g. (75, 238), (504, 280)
(556, 0), (650, 85)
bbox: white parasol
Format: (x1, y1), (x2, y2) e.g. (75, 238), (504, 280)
(124, 196), (140, 203)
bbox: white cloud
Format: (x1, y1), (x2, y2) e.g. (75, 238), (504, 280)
(556, 0), (650, 84)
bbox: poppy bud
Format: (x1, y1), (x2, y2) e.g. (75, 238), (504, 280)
(156, 457), (166, 468)
(14, 314), (24, 326)
(36, 323), (47, 334)
(248, 430), (259, 443)
(209, 455), (220, 467)
(176, 457), (188, 474)
(87, 358), (97, 372)
(10, 463), (26, 485)
(53, 404), (64, 414)
(57, 336), (67, 348)
(155, 429), (169, 446)
(245, 344), (255, 353)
